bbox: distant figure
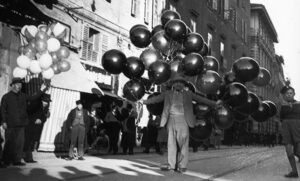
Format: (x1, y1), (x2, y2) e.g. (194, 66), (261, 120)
(280, 86), (300, 178)
(66, 100), (90, 161)
(121, 104), (137, 155)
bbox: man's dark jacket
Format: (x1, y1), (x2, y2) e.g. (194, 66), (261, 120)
(1, 91), (41, 128)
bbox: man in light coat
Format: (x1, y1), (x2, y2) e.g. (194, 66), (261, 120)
(142, 74), (220, 173)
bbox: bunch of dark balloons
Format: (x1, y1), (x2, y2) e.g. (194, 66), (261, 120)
(101, 10), (277, 140)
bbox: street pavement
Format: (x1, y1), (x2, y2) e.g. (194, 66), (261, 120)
(1, 146), (299, 181)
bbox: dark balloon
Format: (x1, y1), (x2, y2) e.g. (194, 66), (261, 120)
(123, 56), (145, 79)
(51, 63), (61, 74)
(232, 57), (260, 82)
(264, 100), (277, 118)
(204, 56), (219, 72)
(50, 52), (60, 64)
(183, 33), (204, 54)
(58, 60), (71, 72)
(252, 67), (271, 86)
(235, 92), (260, 115)
(102, 49), (126, 74)
(151, 30), (170, 55)
(194, 103), (211, 117)
(222, 82), (248, 108)
(251, 101), (271, 122)
(151, 25), (164, 37)
(130, 25), (151, 48)
(140, 48), (162, 69)
(148, 61), (171, 84)
(182, 53), (204, 76)
(123, 80), (145, 102)
(214, 105), (233, 129)
(57, 46), (70, 59)
(140, 77), (152, 92)
(199, 42), (209, 57)
(35, 31), (49, 40)
(129, 24), (147, 35)
(146, 92), (164, 116)
(164, 19), (187, 41)
(196, 70), (221, 94)
(35, 39), (48, 53)
(23, 45), (37, 59)
(216, 84), (227, 99)
(190, 119), (213, 141)
(18, 46), (25, 55)
(161, 10), (181, 26)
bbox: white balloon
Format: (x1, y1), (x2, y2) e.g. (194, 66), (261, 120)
(21, 25), (28, 35)
(25, 25), (38, 38)
(42, 68), (55, 79)
(47, 38), (61, 52)
(39, 53), (53, 69)
(16, 55), (31, 69)
(29, 60), (42, 74)
(13, 67), (27, 78)
(53, 23), (66, 37)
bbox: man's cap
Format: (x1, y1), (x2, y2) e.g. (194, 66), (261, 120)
(10, 78), (24, 86)
(76, 100), (83, 105)
(280, 86), (295, 94)
(168, 73), (189, 86)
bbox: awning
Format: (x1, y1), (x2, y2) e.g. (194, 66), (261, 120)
(51, 52), (103, 94)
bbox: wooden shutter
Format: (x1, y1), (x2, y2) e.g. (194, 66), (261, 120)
(81, 24), (89, 60)
(131, 0), (137, 17)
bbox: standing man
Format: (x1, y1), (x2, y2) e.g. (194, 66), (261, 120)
(0, 78), (48, 166)
(280, 85), (300, 178)
(66, 100), (90, 160)
(141, 74), (221, 173)
(24, 93), (51, 162)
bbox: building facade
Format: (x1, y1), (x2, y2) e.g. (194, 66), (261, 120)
(248, 4), (285, 136)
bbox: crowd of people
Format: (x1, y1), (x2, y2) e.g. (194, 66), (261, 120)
(0, 76), (300, 179)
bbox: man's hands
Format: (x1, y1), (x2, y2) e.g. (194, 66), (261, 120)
(2, 122), (7, 129)
(215, 100), (223, 109)
(35, 119), (42, 124)
(40, 81), (51, 92)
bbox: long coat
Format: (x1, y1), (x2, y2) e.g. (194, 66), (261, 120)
(144, 90), (216, 128)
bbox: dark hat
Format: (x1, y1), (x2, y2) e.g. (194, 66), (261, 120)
(280, 86), (295, 94)
(10, 78), (24, 86)
(41, 93), (51, 102)
(76, 100), (83, 105)
(169, 73), (189, 86)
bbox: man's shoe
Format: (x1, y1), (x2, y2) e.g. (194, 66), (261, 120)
(160, 164), (174, 172)
(65, 157), (73, 161)
(25, 160), (37, 163)
(13, 162), (26, 166)
(78, 157), (85, 161)
(177, 167), (187, 173)
(284, 171), (298, 178)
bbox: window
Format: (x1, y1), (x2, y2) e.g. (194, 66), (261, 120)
(207, 0), (218, 11)
(131, 0), (138, 17)
(223, 0), (229, 19)
(190, 13), (197, 32)
(81, 25), (109, 63)
(207, 32), (213, 55)
(170, 3), (176, 11)
(241, 19), (245, 40)
(220, 41), (226, 69)
(144, 0), (150, 24)
(243, 20), (247, 42)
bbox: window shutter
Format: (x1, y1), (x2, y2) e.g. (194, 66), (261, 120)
(101, 34), (109, 58)
(92, 32), (100, 62)
(144, 0), (150, 24)
(131, 0), (137, 17)
(81, 25), (89, 60)
(212, 0), (218, 10)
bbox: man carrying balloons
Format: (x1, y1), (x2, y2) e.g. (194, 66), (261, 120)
(280, 85), (300, 178)
(140, 73), (222, 173)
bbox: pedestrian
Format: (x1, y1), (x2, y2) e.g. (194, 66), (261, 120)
(141, 74), (221, 173)
(280, 85), (300, 178)
(65, 100), (90, 160)
(24, 93), (51, 163)
(121, 104), (137, 155)
(141, 114), (159, 153)
(104, 105), (122, 154)
(0, 78), (48, 166)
